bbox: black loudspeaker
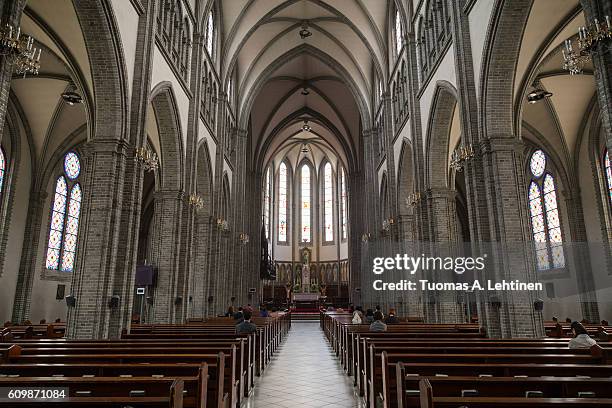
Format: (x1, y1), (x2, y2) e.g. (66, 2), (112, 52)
(146, 296), (154, 305)
(188, 296), (193, 303)
(533, 298), (544, 312)
(135, 265), (156, 286)
(175, 296), (183, 306)
(230, 296), (236, 303)
(65, 295), (77, 307)
(108, 295), (120, 309)
(207, 296), (214, 303)
(490, 296), (502, 309)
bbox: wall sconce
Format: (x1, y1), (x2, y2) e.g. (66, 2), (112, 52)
(239, 233), (250, 245)
(135, 146), (159, 172)
(216, 218), (229, 231)
(450, 144), (475, 172)
(361, 232), (371, 243)
(406, 192), (422, 207)
(187, 193), (204, 210)
(382, 218), (395, 232)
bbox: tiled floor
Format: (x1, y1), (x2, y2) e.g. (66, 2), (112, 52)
(245, 321), (364, 408)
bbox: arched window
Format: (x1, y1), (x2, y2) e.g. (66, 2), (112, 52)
(205, 10), (215, 58)
(604, 149), (612, 206)
(46, 152), (82, 272)
(528, 149), (564, 271)
(394, 9), (403, 56)
(341, 168), (347, 240)
(278, 162), (288, 242)
(323, 162), (333, 242)
(301, 164), (312, 243)
(263, 167), (271, 239)
(0, 147), (5, 197)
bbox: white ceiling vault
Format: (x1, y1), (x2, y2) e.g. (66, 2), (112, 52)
(517, 0), (595, 178)
(219, 0), (390, 172)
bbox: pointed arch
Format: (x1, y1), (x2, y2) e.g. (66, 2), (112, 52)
(150, 82), (185, 191)
(425, 81), (459, 189)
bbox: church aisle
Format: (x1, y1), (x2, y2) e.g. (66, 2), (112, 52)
(246, 321), (364, 408)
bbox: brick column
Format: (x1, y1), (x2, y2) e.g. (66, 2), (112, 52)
(0, 0), (26, 144)
(66, 140), (136, 339)
(149, 189), (185, 323)
(580, 0), (612, 149)
(11, 191), (48, 322)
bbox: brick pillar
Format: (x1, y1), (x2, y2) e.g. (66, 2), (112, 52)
(232, 129), (251, 306)
(66, 140), (137, 339)
(0, 0), (26, 144)
(11, 191), (48, 322)
(424, 188), (463, 323)
(581, 0), (612, 149)
(149, 189), (184, 323)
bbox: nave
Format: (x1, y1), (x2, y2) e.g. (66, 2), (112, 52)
(247, 322), (362, 408)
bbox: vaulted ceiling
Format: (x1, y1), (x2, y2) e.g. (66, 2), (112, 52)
(219, 0), (390, 172)
(518, 0), (595, 175)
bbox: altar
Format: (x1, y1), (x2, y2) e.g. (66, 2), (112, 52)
(292, 292), (319, 302)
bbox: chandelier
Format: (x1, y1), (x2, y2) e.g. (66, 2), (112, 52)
(134, 146), (159, 172)
(0, 23), (42, 77)
(216, 218), (229, 231)
(187, 193), (203, 210)
(302, 120), (311, 132)
(299, 21), (312, 39)
(562, 16), (611, 75)
(382, 217), (394, 232)
(406, 192), (422, 208)
(450, 144), (475, 172)
(239, 233), (250, 245)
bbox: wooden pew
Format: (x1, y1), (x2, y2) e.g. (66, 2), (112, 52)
(418, 378), (612, 408)
(5, 352), (229, 408)
(0, 377), (184, 407)
(0, 345), (21, 363)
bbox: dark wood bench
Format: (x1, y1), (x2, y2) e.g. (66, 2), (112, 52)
(0, 377), (184, 407)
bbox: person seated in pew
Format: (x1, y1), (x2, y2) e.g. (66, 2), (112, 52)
(569, 321), (597, 349)
(352, 306), (364, 324)
(603, 320), (609, 326)
(365, 309), (374, 324)
(236, 310), (257, 334)
(225, 305), (235, 317)
(552, 316), (558, 323)
(369, 311), (387, 332)
(260, 305), (270, 317)
(384, 308), (400, 325)
(566, 317), (572, 323)
(54, 318), (61, 323)
(234, 306), (244, 323)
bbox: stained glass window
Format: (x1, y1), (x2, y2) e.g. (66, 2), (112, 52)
(46, 177), (68, 270)
(528, 150), (564, 270)
(278, 162), (288, 242)
(0, 147), (5, 197)
(395, 10), (402, 55)
(323, 163), (333, 242)
(341, 168), (347, 240)
(605, 149), (612, 205)
(530, 149), (546, 178)
(301, 164), (311, 243)
(46, 152), (83, 272)
(64, 152), (81, 180)
(206, 11), (214, 58)
(263, 167), (271, 239)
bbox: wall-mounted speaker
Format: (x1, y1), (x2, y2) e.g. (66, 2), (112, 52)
(533, 298), (544, 312)
(207, 296), (214, 303)
(174, 296), (183, 306)
(108, 295), (120, 309)
(65, 295), (77, 307)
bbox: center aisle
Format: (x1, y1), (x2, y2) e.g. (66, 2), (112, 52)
(246, 321), (364, 408)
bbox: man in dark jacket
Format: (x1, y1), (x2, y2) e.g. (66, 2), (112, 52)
(384, 308), (400, 324)
(236, 311), (257, 334)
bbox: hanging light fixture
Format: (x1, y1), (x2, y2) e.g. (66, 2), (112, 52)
(302, 120), (311, 132)
(562, 15), (611, 75)
(299, 21), (312, 39)
(134, 146), (159, 172)
(527, 89), (552, 104)
(61, 83), (83, 106)
(0, 23), (42, 77)
(301, 87), (310, 95)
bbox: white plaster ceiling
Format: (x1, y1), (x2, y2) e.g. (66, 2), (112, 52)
(220, 0), (387, 171)
(517, 1), (595, 172)
(10, 0), (90, 171)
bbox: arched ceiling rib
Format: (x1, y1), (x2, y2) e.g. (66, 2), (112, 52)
(219, 0), (380, 173)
